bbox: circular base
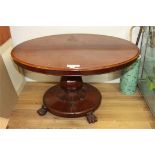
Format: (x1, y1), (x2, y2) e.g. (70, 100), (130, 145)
(43, 83), (101, 118)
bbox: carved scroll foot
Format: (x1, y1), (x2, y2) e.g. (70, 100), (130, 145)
(37, 104), (48, 116)
(86, 112), (97, 124)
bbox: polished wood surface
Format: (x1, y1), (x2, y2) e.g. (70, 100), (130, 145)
(11, 34), (139, 75)
(8, 82), (155, 129)
(37, 76), (101, 123)
(0, 26), (11, 46)
(11, 34), (140, 123)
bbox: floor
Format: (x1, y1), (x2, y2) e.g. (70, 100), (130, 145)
(0, 117), (9, 129)
(8, 82), (155, 129)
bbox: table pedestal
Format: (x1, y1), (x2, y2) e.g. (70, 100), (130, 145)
(37, 76), (101, 123)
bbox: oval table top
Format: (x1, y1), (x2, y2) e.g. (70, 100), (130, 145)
(11, 34), (139, 76)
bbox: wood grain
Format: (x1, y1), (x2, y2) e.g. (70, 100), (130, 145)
(8, 82), (155, 129)
(11, 34), (139, 75)
(0, 117), (9, 129)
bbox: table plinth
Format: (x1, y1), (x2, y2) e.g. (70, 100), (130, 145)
(37, 76), (101, 123)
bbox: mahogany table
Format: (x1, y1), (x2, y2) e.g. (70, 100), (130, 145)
(11, 34), (139, 123)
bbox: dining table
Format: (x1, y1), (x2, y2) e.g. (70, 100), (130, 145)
(11, 34), (139, 123)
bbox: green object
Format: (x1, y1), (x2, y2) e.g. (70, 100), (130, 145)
(146, 76), (155, 90)
(120, 58), (140, 95)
